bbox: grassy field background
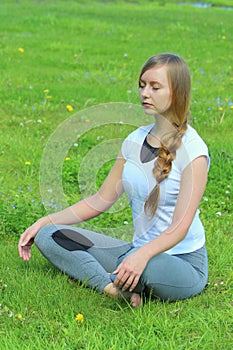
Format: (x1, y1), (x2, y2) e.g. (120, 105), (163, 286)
(0, 0), (232, 349)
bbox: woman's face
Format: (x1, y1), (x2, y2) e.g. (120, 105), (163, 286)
(139, 65), (172, 117)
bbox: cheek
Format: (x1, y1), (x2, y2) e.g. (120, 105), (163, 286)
(139, 91), (144, 101)
(165, 91), (172, 106)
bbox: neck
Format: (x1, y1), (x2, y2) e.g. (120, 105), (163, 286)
(150, 113), (176, 139)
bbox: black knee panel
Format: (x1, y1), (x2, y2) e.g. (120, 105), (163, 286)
(52, 229), (94, 251)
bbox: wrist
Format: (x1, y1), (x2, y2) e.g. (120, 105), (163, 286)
(36, 216), (51, 228)
(139, 244), (154, 262)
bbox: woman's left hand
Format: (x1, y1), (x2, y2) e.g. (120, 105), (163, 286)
(113, 250), (148, 292)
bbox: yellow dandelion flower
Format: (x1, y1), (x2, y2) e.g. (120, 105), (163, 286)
(230, 105), (233, 109)
(18, 47), (24, 53)
(25, 161), (31, 166)
(66, 105), (74, 112)
(43, 89), (49, 93)
(75, 313), (84, 323)
(65, 157), (71, 161)
(17, 314), (23, 321)
(221, 35), (226, 40)
(218, 107), (223, 111)
(46, 95), (52, 99)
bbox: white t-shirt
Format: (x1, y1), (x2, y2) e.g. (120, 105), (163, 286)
(121, 124), (210, 255)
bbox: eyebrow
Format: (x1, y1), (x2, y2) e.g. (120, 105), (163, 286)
(139, 79), (162, 86)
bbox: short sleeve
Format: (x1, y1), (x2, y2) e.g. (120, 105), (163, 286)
(175, 126), (210, 172)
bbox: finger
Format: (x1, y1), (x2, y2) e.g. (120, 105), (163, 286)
(112, 261), (123, 275)
(129, 275), (140, 292)
(114, 270), (129, 288)
(22, 246), (31, 261)
(122, 275), (135, 292)
(18, 238), (26, 258)
(18, 235), (28, 258)
(20, 231), (32, 247)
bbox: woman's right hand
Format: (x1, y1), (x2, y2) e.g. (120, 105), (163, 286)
(18, 218), (48, 261)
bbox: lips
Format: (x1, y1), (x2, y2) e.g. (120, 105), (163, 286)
(142, 102), (153, 107)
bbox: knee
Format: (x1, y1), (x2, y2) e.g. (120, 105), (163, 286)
(34, 224), (57, 248)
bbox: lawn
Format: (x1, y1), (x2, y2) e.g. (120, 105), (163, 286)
(0, 0), (232, 349)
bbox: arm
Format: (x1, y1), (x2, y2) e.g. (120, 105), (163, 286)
(114, 155), (208, 291)
(18, 153), (126, 260)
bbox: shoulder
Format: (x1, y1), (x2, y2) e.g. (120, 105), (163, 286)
(183, 125), (206, 143)
(176, 125), (210, 171)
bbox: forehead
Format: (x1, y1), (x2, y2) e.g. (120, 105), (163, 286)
(140, 65), (169, 85)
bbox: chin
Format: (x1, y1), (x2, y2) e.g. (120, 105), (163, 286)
(143, 108), (156, 116)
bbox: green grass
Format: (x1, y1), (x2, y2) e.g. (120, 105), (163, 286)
(0, 0), (232, 349)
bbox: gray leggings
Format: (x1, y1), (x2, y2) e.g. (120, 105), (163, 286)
(34, 224), (208, 301)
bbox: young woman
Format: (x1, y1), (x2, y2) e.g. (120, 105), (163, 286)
(18, 53), (210, 308)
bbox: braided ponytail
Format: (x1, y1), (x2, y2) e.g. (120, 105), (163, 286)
(144, 123), (187, 217)
(141, 53), (191, 217)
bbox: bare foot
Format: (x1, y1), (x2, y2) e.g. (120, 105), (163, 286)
(103, 283), (142, 308)
(103, 282), (119, 298)
(130, 293), (142, 308)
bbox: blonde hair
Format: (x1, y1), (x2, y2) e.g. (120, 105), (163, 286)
(141, 53), (191, 217)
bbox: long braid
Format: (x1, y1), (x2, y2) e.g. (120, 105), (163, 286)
(144, 121), (188, 217)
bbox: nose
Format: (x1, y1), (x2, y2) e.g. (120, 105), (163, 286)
(140, 85), (150, 98)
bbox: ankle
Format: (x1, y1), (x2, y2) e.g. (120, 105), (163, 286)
(103, 282), (119, 298)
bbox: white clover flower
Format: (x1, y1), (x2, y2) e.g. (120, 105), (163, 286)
(216, 212), (222, 216)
